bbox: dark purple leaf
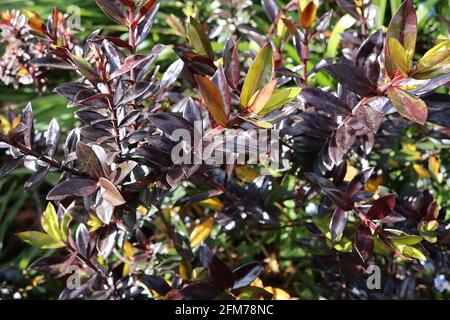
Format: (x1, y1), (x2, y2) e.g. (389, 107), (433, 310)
(24, 165), (50, 190)
(0, 156), (25, 180)
(232, 262), (263, 289)
(212, 66), (232, 116)
(346, 167), (374, 197)
(301, 87), (350, 115)
(148, 113), (193, 138)
(355, 30), (384, 84)
(135, 3), (159, 46)
(330, 208), (348, 242)
(47, 178), (98, 200)
(262, 0), (279, 21)
(355, 224), (374, 261)
(179, 282), (221, 300)
(21, 102), (34, 148)
(141, 275), (172, 296)
(95, 0), (126, 25)
(30, 57), (75, 70)
(76, 141), (105, 178)
(46, 119), (60, 158)
(322, 63), (378, 96)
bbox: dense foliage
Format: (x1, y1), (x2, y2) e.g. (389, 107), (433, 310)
(0, 0), (449, 300)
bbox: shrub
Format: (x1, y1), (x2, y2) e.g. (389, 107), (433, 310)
(0, 0), (449, 300)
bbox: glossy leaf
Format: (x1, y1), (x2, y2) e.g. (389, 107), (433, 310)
(95, 0), (126, 25)
(189, 217), (214, 248)
(240, 43), (274, 109)
(99, 177), (126, 207)
(186, 17), (213, 59)
(46, 178), (98, 200)
(195, 75), (228, 127)
(387, 88), (428, 124)
(322, 63), (378, 96)
(16, 231), (64, 249)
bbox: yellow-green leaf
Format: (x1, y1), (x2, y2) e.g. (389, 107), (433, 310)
(195, 74), (228, 127)
(412, 40), (450, 79)
(16, 231), (65, 249)
(189, 217), (214, 247)
(240, 43), (274, 109)
(186, 17), (213, 59)
(258, 87), (301, 116)
(387, 38), (409, 76)
(41, 202), (63, 242)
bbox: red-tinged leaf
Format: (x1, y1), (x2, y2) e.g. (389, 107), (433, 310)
(110, 55), (153, 79)
(30, 57), (75, 70)
(174, 46), (216, 76)
(186, 17), (213, 59)
(232, 263), (263, 289)
(0, 156), (25, 180)
(330, 208), (348, 242)
(300, 1), (318, 29)
(424, 201), (439, 222)
(135, 3), (159, 46)
(262, 0), (280, 21)
(248, 79), (277, 114)
(367, 194), (397, 221)
(139, 0), (156, 17)
(346, 167), (374, 197)
(195, 74), (228, 127)
(240, 43), (274, 109)
(386, 88), (428, 124)
(322, 63), (378, 97)
(223, 37), (240, 89)
(76, 141), (105, 178)
(335, 123), (356, 152)
(95, 0), (126, 25)
(352, 103), (385, 133)
(212, 66), (232, 116)
(385, 0), (417, 78)
(355, 224), (374, 261)
(355, 29), (384, 84)
(98, 177), (126, 207)
(304, 172), (354, 211)
(71, 55), (101, 83)
(46, 178), (98, 200)
(120, 0), (135, 8)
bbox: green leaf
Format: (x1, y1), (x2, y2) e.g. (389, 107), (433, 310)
(401, 245), (427, 261)
(386, 88), (427, 124)
(240, 43), (274, 109)
(195, 75), (228, 127)
(412, 40), (450, 79)
(186, 17), (213, 59)
(72, 55), (100, 83)
(16, 231), (65, 249)
(387, 38), (409, 76)
(258, 87), (301, 116)
(41, 202), (63, 242)
(391, 235), (423, 245)
(325, 14), (356, 58)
